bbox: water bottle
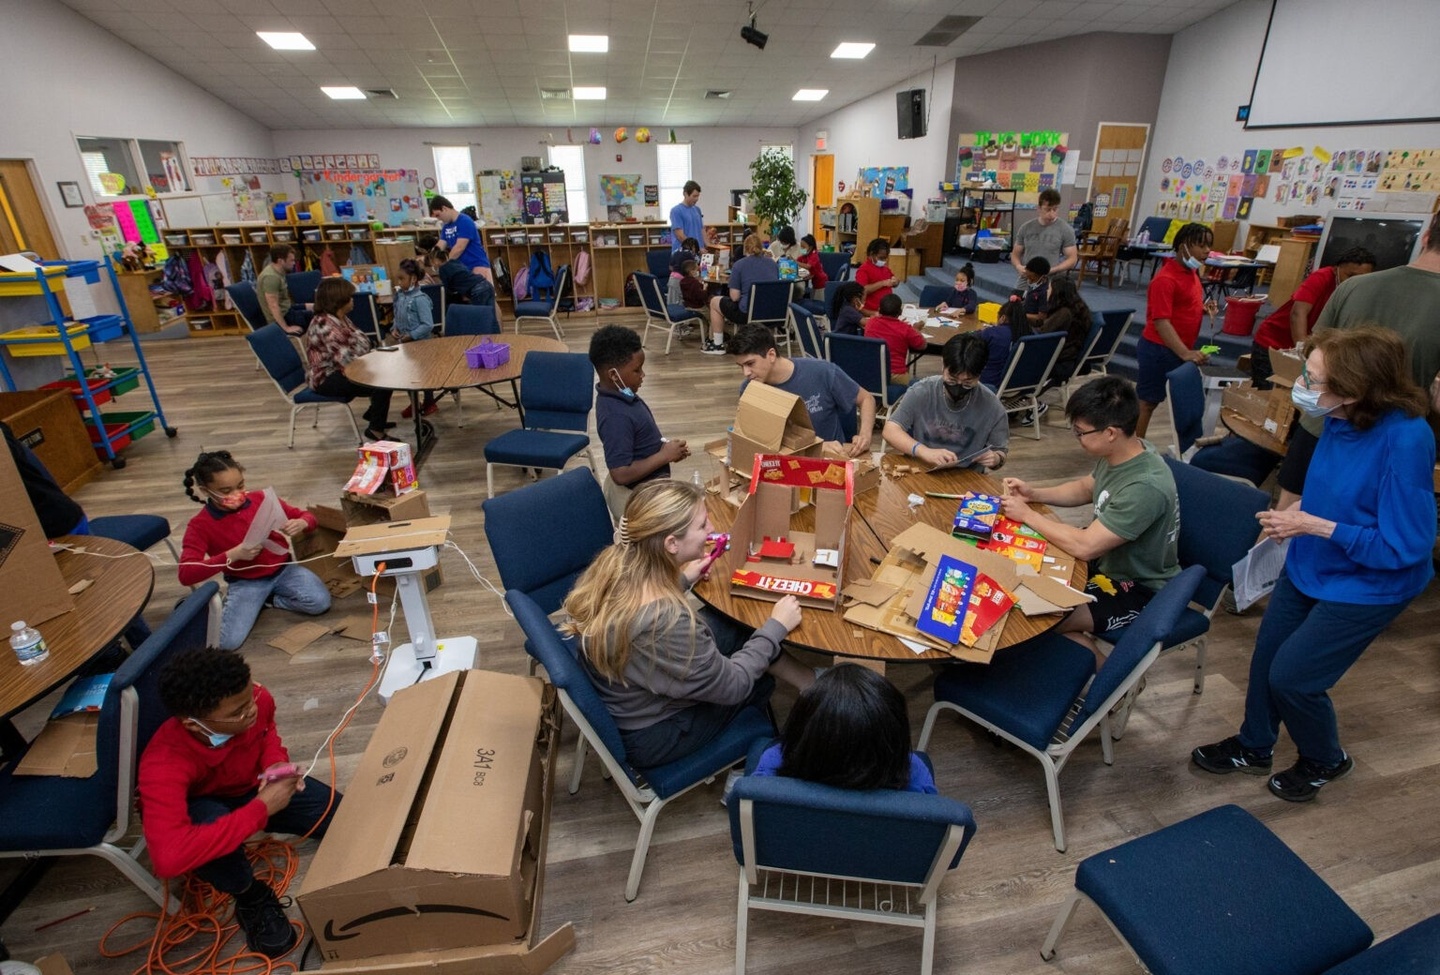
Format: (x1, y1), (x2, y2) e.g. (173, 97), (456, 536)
(10, 621), (49, 666)
(1138, 229), (1150, 247)
(692, 470), (703, 489)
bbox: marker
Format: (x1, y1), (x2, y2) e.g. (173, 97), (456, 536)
(35, 906), (95, 932)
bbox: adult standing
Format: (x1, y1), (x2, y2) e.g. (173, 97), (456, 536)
(1275, 212), (1440, 507)
(1010, 188), (1078, 285)
(256, 244), (311, 335)
(670, 180), (704, 253)
(1133, 223), (1217, 439)
(428, 195), (492, 286)
(1249, 247), (1375, 389)
(1192, 327), (1435, 801)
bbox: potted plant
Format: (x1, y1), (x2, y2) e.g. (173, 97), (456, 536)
(747, 147), (808, 239)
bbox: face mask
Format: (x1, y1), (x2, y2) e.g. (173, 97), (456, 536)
(209, 491), (246, 512)
(610, 369), (636, 401)
(873, 259), (887, 268)
(943, 382), (975, 405)
(1291, 382), (1337, 418)
(1181, 247), (1203, 271)
(191, 719), (233, 749)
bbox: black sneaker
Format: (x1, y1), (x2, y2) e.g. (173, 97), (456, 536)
(234, 885), (297, 959)
(1268, 753), (1353, 802)
(1191, 735), (1274, 775)
(700, 339), (728, 356)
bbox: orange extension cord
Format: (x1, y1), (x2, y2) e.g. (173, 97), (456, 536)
(98, 566), (388, 975)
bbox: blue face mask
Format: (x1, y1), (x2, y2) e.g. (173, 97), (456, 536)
(1291, 382), (1337, 418)
(191, 719), (234, 749)
(610, 369), (636, 401)
(1181, 247), (1203, 271)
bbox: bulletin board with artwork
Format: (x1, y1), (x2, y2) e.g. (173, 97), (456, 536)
(520, 171), (568, 224)
(855, 167), (910, 198)
(296, 169), (424, 226)
(955, 131), (1069, 208)
(478, 171), (523, 225)
(600, 174), (643, 221)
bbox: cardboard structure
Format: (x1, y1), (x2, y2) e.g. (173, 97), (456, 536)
(716, 455), (854, 610)
(294, 490), (441, 600)
(719, 383), (823, 477)
(345, 440), (419, 497)
(299, 670), (573, 973)
(0, 442), (74, 627)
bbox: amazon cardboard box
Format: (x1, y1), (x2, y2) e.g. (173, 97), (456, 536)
(299, 670), (562, 965)
(0, 442), (74, 626)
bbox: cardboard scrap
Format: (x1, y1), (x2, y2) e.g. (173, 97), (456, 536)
(268, 621), (338, 655)
(333, 614), (379, 641)
(14, 713), (99, 777)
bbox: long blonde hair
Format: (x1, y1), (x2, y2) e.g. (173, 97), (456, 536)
(562, 480), (704, 681)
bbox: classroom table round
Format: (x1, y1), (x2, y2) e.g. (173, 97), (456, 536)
(0, 535), (154, 722)
(908, 307), (982, 355)
(694, 462), (1086, 663)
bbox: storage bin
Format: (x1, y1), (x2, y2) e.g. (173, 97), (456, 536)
(42, 373), (112, 406)
(348, 228), (368, 240)
(273, 230), (295, 242)
(302, 230), (322, 241)
(466, 340), (511, 369)
(325, 229), (346, 240)
(249, 231), (270, 242)
(192, 234), (216, 245)
(0, 323), (92, 356)
(81, 314), (126, 343)
(86, 410), (155, 444)
(0, 266), (70, 297)
(221, 234), (243, 244)
(164, 234), (189, 246)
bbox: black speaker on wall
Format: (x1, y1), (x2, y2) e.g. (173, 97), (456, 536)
(897, 88), (927, 139)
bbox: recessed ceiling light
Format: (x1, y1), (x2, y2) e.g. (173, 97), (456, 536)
(257, 31), (314, 51)
(830, 42), (875, 59)
(321, 86), (367, 100)
(568, 34), (609, 53)
(792, 89), (829, 101)
(573, 86), (607, 100)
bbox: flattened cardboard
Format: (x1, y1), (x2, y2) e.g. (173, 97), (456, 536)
(333, 516), (451, 559)
(295, 505), (365, 599)
(334, 615), (380, 641)
(316, 924), (575, 975)
(1268, 347), (1304, 388)
(0, 444), (74, 626)
(299, 670), (556, 964)
(12, 712), (99, 777)
(268, 621), (337, 655)
(36, 955), (77, 975)
(1222, 384), (1271, 426)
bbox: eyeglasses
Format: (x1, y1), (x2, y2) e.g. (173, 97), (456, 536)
(1072, 426), (1104, 440)
(1301, 366), (1327, 389)
(943, 376), (979, 390)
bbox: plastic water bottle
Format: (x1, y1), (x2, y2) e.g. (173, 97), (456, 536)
(1138, 229), (1150, 247)
(10, 621), (49, 666)
(692, 470), (703, 489)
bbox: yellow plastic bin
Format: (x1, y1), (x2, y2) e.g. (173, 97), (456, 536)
(0, 266), (69, 297)
(977, 301), (1002, 324)
(0, 323), (92, 356)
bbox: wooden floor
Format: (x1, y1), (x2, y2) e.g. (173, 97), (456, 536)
(5, 318), (1439, 973)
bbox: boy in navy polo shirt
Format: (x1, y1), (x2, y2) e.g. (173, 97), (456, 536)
(589, 325), (690, 518)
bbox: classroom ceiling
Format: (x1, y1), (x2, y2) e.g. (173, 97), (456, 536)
(60, 0), (1238, 130)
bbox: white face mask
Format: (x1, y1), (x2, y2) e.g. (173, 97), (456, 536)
(873, 259), (887, 268)
(1291, 382), (1337, 418)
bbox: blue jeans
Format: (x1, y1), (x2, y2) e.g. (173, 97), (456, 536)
(1238, 574), (1410, 766)
(188, 778), (339, 893)
(219, 563), (331, 651)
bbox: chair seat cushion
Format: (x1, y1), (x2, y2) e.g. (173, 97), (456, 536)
(933, 632), (1095, 750)
(639, 703), (774, 799)
(1075, 804), (1373, 975)
(514, 301), (554, 317)
(294, 387), (349, 405)
(0, 755), (116, 850)
(88, 514), (170, 551)
(1323, 914), (1440, 975)
(485, 430), (591, 468)
(666, 304), (700, 323)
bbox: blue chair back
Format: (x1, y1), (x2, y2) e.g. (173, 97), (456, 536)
(1072, 566), (1204, 727)
(1076, 310), (1133, 377)
(482, 468), (613, 614)
(747, 280), (793, 327)
(348, 293), (380, 341)
(246, 323), (306, 392)
(520, 351), (593, 432)
(1163, 457), (1268, 611)
(1165, 361), (1207, 455)
(825, 332), (889, 400)
(286, 270), (321, 305)
(421, 283), (445, 325)
(917, 284), (950, 308)
(818, 251), (851, 283)
(446, 303), (500, 336)
(821, 280), (846, 320)
(996, 331), (1065, 397)
(645, 249), (672, 280)
(634, 272), (666, 317)
(1137, 217), (1171, 243)
(790, 303), (823, 358)
(225, 282), (267, 330)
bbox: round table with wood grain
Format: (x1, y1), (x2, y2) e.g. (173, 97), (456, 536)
(344, 334), (566, 464)
(693, 463), (1086, 663)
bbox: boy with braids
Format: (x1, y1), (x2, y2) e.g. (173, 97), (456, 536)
(138, 649), (341, 958)
(1134, 222), (1219, 438)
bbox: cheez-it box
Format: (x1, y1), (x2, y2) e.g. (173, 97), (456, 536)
(344, 440), (418, 497)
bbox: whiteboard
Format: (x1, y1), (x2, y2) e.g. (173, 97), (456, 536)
(158, 194), (238, 228)
(1247, 0), (1440, 128)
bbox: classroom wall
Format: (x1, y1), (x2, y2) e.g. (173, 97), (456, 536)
(0, 0), (278, 261)
(1140, 0), (1440, 226)
(270, 126), (801, 224)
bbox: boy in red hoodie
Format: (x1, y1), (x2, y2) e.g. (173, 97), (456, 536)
(138, 650), (340, 958)
(864, 294), (927, 392)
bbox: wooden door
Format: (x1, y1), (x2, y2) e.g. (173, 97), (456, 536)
(810, 154), (833, 242)
(0, 159), (61, 257)
(1089, 124), (1149, 233)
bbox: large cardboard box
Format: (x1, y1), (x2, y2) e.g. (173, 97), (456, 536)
(294, 492), (440, 599)
(0, 389), (102, 493)
(724, 382), (823, 477)
(0, 442), (74, 626)
(299, 670), (563, 965)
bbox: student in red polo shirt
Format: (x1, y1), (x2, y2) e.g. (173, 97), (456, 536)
(854, 238), (899, 314)
(864, 294), (927, 392)
(1249, 247), (1375, 388)
(1134, 223), (1218, 439)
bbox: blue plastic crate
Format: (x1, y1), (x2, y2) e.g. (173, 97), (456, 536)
(82, 314), (125, 343)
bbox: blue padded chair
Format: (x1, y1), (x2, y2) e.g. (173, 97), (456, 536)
(636, 272), (703, 356)
(89, 514), (178, 562)
(790, 303), (824, 359)
(0, 583), (219, 911)
(918, 566), (1204, 852)
(286, 269), (321, 306)
(224, 281), (267, 331)
(443, 303), (500, 337)
(746, 280), (797, 355)
(818, 251), (852, 284)
(826, 331), (899, 421)
(995, 331), (1066, 439)
(420, 283), (446, 331)
(1066, 309), (1133, 396)
(729, 741), (977, 975)
(645, 248), (672, 280)
(246, 323), (361, 447)
(483, 351), (597, 497)
(1039, 803), (1438, 975)
(1191, 435), (1282, 487)
(348, 292), (381, 342)
(1163, 361), (1207, 460)
(513, 265), (569, 340)
(507, 589), (775, 901)
(917, 284), (950, 308)
(815, 280), (847, 328)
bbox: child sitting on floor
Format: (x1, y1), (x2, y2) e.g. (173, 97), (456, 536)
(751, 665), (937, 793)
(864, 293), (927, 393)
(137, 649), (341, 958)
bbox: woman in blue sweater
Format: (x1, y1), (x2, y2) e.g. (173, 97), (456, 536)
(1193, 326), (1436, 801)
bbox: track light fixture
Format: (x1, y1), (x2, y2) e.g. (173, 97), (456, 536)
(740, 3), (768, 49)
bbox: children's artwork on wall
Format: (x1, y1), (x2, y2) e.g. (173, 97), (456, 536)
(956, 131), (1068, 208)
(600, 173), (643, 221)
(856, 167), (910, 198)
(478, 171), (523, 225)
(298, 169), (422, 226)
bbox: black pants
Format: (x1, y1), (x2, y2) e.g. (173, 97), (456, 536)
(315, 373), (392, 429)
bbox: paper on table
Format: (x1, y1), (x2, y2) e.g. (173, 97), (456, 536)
(241, 487), (291, 556)
(1232, 536), (1289, 612)
(0, 252), (43, 273)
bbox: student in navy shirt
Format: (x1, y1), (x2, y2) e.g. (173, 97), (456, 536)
(976, 295), (1024, 390)
(706, 234), (779, 354)
(936, 262), (980, 316)
(429, 195), (492, 286)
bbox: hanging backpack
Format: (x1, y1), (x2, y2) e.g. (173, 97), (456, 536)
(1072, 202), (1094, 236)
(527, 250), (555, 300)
(512, 265), (530, 302)
(573, 248), (591, 286)
(161, 254), (192, 296)
(623, 272), (643, 307)
(491, 254), (511, 295)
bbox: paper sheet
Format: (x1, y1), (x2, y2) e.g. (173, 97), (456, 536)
(1232, 536), (1289, 612)
(0, 252), (42, 273)
(241, 487), (291, 556)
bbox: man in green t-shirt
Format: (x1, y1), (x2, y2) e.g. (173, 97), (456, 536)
(256, 244), (311, 334)
(1000, 376), (1180, 658)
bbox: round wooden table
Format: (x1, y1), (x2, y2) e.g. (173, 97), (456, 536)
(0, 535), (154, 722)
(909, 307), (982, 356)
(694, 463), (1086, 663)
(344, 334), (567, 463)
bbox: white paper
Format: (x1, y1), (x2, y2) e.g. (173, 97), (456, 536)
(0, 252), (42, 273)
(900, 637), (931, 655)
(66, 284), (98, 320)
(241, 487), (291, 556)
(1232, 536), (1289, 612)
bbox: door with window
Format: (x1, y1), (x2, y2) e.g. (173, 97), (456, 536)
(1089, 123), (1149, 234)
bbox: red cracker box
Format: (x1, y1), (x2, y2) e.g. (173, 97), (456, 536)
(344, 439), (417, 497)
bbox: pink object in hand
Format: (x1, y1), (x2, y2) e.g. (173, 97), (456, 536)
(258, 763), (302, 783)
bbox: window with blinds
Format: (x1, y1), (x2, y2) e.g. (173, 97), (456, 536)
(657, 143), (692, 216)
(548, 145), (588, 223)
(432, 146), (477, 213)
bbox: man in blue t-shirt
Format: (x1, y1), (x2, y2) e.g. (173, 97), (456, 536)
(727, 324), (875, 457)
(669, 181), (704, 252)
(429, 196), (492, 285)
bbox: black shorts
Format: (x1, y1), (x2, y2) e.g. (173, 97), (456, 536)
(718, 296), (748, 326)
(1276, 423), (1320, 495)
(1083, 575), (1158, 638)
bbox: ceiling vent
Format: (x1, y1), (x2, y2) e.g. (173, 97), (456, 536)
(363, 87), (398, 99)
(914, 15), (980, 46)
(705, 89), (733, 99)
(540, 87), (571, 100)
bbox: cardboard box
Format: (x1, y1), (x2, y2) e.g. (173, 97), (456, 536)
(295, 496), (441, 599)
(1264, 385), (1297, 442)
(375, 240), (416, 287)
(299, 670), (561, 964)
(13, 712), (98, 777)
(345, 440), (418, 497)
(725, 382), (824, 476)
(1267, 347), (1305, 388)
(0, 389), (102, 493)
(0, 443), (74, 626)
(1221, 383), (1272, 427)
(342, 489), (432, 526)
(716, 455), (855, 611)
